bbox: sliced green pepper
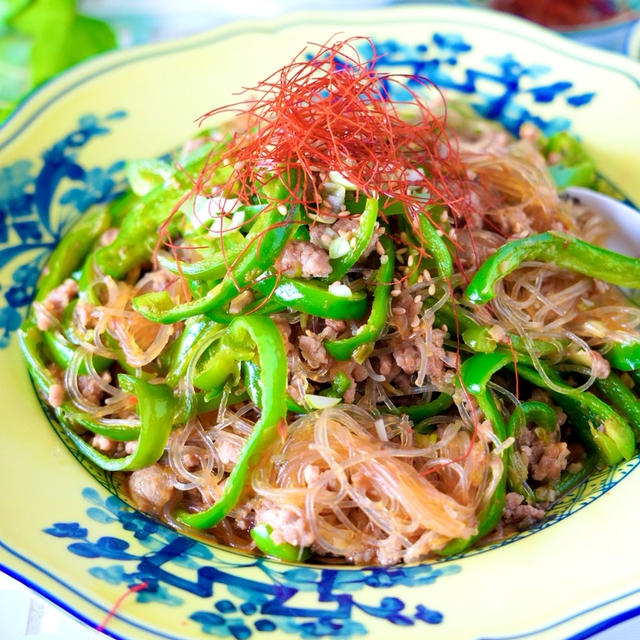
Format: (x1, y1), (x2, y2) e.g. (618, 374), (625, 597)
(329, 197), (378, 281)
(466, 231), (640, 305)
(19, 321), (60, 397)
(242, 360), (306, 414)
(417, 211), (453, 279)
(133, 199), (299, 323)
(176, 315), (288, 528)
(596, 371), (640, 440)
(439, 353), (510, 556)
(515, 364), (635, 464)
(42, 331), (113, 375)
(37, 205), (111, 300)
(606, 341), (640, 372)
(59, 374), (175, 471)
(157, 230), (246, 281)
(391, 393), (453, 423)
(325, 236), (394, 361)
(320, 371), (352, 399)
(435, 304), (563, 361)
(164, 316), (223, 387)
(95, 141), (222, 279)
(506, 401), (558, 502)
(250, 523), (311, 562)
(252, 275), (367, 321)
(555, 454), (598, 496)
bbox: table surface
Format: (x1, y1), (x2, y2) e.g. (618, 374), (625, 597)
(2, 1), (640, 639)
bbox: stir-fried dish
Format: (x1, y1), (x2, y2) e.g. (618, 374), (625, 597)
(20, 38), (640, 565)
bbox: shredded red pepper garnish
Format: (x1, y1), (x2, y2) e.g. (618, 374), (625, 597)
(96, 581), (148, 632)
(157, 36), (476, 277)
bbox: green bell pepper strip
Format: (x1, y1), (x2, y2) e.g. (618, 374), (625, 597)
(21, 325), (142, 442)
(595, 372), (640, 440)
(95, 182), (187, 279)
(457, 353), (510, 439)
(59, 374), (176, 471)
(77, 255), (103, 305)
(505, 401), (558, 503)
(514, 364), (635, 464)
(329, 197), (378, 281)
(133, 201), (299, 324)
(250, 523), (311, 562)
(42, 330), (113, 375)
(36, 205), (111, 300)
(390, 393), (453, 423)
(242, 360), (307, 414)
(107, 190), (138, 227)
(434, 304), (563, 361)
(606, 341), (640, 372)
(325, 236), (394, 361)
(417, 212), (453, 279)
(205, 297), (288, 324)
(555, 454), (598, 496)
(466, 231), (640, 305)
(632, 370), (640, 389)
(157, 232), (246, 281)
(506, 401), (557, 438)
(439, 352), (510, 556)
(252, 275), (368, 321)
(59, 403), (140, 441)
(539, 131), (596, 190)
(320, 371), (352, 399)
(94, 140), (225, 279)
(175, 315), (288, 528)
(164, 317), (223, 387)
(19, 321), (60, 397)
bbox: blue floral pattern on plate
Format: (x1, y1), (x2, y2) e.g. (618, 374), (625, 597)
(44, 488), (459, 638)
(0, 111), (126, 347)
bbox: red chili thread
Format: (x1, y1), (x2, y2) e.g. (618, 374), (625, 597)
(155, 36), (479, 302)
(96, 581), (148, 633)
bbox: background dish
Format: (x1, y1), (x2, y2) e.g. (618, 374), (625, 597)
(1, 5), (640, 639)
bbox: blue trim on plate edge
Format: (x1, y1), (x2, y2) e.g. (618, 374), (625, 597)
(2, 24), (640, 640)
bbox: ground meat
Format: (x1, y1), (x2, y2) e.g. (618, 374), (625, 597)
(135, 268), (175, 294)
(502, 492), (545, 530)
(532, 442), (570, 483)
(36, 278), (79, 329)
(378, 353), (401, 380)
(128, 464), (176, 515)
(323, 318), (346, 340)
(48, 384), (65, 408)
(519, 428), (570, 483)
(390, 287), (421, 337)
(333, 215), (383, 259)
(215, 437), (242, 467)
(91, 434), (116, 453)
(78, 371), (111, 406)
(389, 323), (448, 384)
(309, 223), (337, 250)
(392, 339), (421, 375)
(253, 502), (314, 548)
(125, 440), (138, 455)
(299, 333), (330, 370)
(329, 360), (368, 403)
(100, 228), (119, 246)
(74, 300), (96, 329)
(279, 240), (332, 278)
